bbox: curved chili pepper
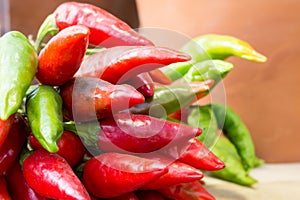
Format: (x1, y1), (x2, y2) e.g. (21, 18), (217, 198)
(141, 156), (204, 190)
(0, 175), (11, 200)
(23, 149), (91, 200)
(35, 1), (153, 50)
(210, 136), (257, 186)
(135, 190), (166, 200)
(211, 103), (264, 170)
(76, 46), (191, 84)
(0, 31), (38, 120)
(159, 181), (216, 200)
(181, 34), (267, 62)
(28, 130), (86, 167)
(124, 73), (155, 97)
(26, 85), (64, 153)
(0, 114), (15, 149)
(83, 152), (168, 198)
(5, 161), (48, 200)
(35, 25), (89, 86)
(163, 137), (225, 171)
(96, 113), (201, 153)
(60, 77), (145, 122)
(130, 80), (213, 118)
(0, 113), (29, 174)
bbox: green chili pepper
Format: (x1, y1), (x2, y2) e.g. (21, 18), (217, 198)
(184, 60), (233, 87)
(181, 34), (267, 62)
(130, 81), (211, 118)
(26, 85), (64, 153)
(210, 136), (258, 186)
(211, 103), (264, 171)
(0, 31), (38, 120)
(160, 34), (266, 81)
(187, 105), (219, 148)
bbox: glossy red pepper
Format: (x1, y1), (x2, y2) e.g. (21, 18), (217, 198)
(5, 161), (47, 200)
(28, 130), (86, 167)
(76, 46), (191, 84)
(23, 150), (91, 200)
(0, 113), (29, 174)
(141, 156), (204, 190)
(36, 25), (89, 86)
(60, 77), (145, 122)
(159, 181), (216, 200)
(103, 192), (139, 200)
(163, 138), (225, 171)
(124, 73), (155, 97)
(83, 152), (168, 198)
(0, 175), (11, 200)
(97, 113), (201, 153)
(135, 190), (166, 200)
(0, 114), (14, 149)
(53, 1), (153, 47)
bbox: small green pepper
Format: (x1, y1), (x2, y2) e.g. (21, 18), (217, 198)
(187, 105), (219, 148)
(0, 31), (38, 120)
(181, 34), (267, 62)
(210, 136), (258, 186)
(211, 103), (264, 170)
(26, 85), (63, 153)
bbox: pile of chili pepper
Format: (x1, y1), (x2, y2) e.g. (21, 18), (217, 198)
(0, 1), (267, 199)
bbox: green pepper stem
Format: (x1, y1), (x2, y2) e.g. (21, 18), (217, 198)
(34, 14), (59, 52)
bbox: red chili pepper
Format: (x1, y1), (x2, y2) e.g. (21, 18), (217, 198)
(28, 130), (86, 167)
(23, 150), (91, 200)
(104, 192), (139, 200)
(53, 1), (153, 47)
(0, 114), (14, 149)
(124, 73), (155, 97)
(60, 77), (145, 122)
(159, 181), (216, 200)
(141, 156), (204, 190)
(0, 175), (12, 200)
(163, 138), (225, 171)
(76, 46), (191, 84)
(135, 190), (166, 200)
(0, 113), (29, 174)
(36, 25), (89, 86)
(5, 161), (47, 200)
(82, 152), (168, 198)
(97, 113), (201, 153)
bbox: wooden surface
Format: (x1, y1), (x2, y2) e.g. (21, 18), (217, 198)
(205, 163), (300, 200)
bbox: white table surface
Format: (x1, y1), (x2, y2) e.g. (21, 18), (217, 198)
(204, 163), (300, 200)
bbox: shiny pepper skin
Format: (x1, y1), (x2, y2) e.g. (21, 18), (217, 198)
(23, 149), (91, 200)
(28, 130), (86, 167)
(6, 161), (47, 200)
(76, 46), (191, 84)
(0, 114), (15, 149)
(83, 152), (168, 198)
(60, 77), (145, 122)
(0, 113), (29, 174)
(36, 25), (89, 86)
(0, 31), (38, 120)
(53, 1), (153, 47)
(97, 113), (201, 153)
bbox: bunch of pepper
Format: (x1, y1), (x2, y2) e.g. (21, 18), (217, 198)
(0, 1), (267, 199)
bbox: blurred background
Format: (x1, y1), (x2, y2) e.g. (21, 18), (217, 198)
(4, 0), (300, 162)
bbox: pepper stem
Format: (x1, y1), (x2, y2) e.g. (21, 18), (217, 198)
(34, 14), (59, 52)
